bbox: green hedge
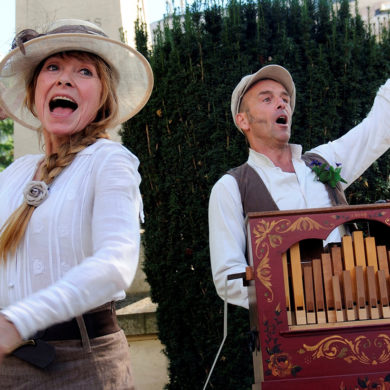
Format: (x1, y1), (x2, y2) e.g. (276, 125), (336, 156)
(0, 119), (13, 171)
(122, 1), (390, 388)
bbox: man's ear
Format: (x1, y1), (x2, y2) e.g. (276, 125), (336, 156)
(235, 112), (249, 132)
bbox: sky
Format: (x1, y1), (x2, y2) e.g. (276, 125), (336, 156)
(0, 0), (171, 58)
(0, 1), (16, 58)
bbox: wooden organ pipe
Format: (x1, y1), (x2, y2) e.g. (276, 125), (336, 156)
(284, 231), (390, 327)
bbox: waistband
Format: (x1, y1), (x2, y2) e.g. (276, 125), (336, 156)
(33, 301), (120, 341)
(10, 302), (120, 368)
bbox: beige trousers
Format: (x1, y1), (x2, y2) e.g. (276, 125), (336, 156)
(0, 330), (135, 390)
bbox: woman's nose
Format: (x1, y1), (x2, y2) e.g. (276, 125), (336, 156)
(56, 78), (72, 87)
(56, 71), (73, 87)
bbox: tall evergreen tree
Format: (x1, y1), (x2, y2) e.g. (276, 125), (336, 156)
(0, 119), (13, 171)
(123, 1), (390, 388)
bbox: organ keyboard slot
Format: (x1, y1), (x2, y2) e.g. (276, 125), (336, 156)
(332, 275), (344, 321)
(321, 253), (336, 322)
(290, 243), (306, 325)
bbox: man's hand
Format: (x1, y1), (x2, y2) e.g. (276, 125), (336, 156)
(0, 315), (22, 364)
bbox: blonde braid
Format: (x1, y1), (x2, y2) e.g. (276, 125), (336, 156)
(41, 129), (109, 185)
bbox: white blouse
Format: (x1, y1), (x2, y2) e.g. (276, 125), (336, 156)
(0, 139), (143, 339)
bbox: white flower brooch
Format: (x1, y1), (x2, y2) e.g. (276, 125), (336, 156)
(23, 181), (49, 207)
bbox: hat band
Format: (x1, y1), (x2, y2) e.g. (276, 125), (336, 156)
(47, 25), (108, 38)
(13, 24), (108, 55)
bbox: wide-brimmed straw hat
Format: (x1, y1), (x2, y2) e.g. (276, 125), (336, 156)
(231, 64), (295, 132)
(0, 19), (154, 130)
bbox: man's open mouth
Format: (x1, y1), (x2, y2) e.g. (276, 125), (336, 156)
(49, 96), (78, 112)
(276, 115), (287, 124)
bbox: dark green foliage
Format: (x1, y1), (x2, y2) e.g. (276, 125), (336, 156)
(0, 119), (13, 171)
(122, 1), (390, 388)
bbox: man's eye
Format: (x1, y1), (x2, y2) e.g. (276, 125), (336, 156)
(263, 97), (271, 102)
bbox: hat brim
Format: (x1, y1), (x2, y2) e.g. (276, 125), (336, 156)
(0, 33), (154, 130)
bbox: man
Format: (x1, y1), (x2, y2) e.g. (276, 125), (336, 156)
(208, 64), (390, 308)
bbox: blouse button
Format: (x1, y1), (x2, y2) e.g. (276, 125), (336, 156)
(58, 225), (69, 237)
(33, 259), (44, 275)
(33, 222), (44, 233)
(61, 262), (70, 272)
(67, 190), (76, 200)
(8, 282), (14, 288)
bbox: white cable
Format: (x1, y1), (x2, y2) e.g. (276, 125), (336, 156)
(202, 277), (228, 390)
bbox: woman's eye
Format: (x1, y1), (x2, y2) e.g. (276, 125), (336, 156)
(47, 64), (58, 71)
(80, 68), (93, 76)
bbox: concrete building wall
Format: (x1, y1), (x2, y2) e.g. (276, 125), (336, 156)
(130, 337), (169, 390)
(15, 0), (122, 36)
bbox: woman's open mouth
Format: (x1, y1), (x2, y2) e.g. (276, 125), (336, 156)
(49, 96), (78, 114)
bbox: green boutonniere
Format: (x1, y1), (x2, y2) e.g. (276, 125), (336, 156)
(310, 160), (347, 189)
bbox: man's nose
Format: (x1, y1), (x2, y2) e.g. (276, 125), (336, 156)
(276, 97), (286, 109)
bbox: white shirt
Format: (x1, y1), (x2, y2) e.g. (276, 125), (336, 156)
(209, 79), (390, 309)
(0, 139), (143, 339)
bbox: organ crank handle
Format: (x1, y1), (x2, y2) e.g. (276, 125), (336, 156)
(227, 266), (255, 286)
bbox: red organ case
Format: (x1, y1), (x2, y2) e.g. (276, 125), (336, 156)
(241, 203), (390, 390)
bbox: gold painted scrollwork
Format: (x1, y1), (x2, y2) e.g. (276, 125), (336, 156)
(256, 246), (273, 302)
(252, 217), (334, 259)
(300, 334), (390, 365)
(284, 217), (334, 233)
(252, 219), (289, 255)
(252, 217), (334, 300)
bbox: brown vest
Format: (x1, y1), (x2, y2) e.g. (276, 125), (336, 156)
(228, 152), (348, 215)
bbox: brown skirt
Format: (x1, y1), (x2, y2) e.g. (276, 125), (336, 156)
(0, 330), (135, 390)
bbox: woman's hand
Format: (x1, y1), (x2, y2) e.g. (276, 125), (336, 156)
(0, 315), (23, 364)
(0, 107), (8, 120)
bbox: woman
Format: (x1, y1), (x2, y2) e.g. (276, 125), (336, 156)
(0, 19), (153, 388)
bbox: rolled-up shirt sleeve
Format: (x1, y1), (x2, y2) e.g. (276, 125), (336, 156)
(311, 79), (390, 188)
